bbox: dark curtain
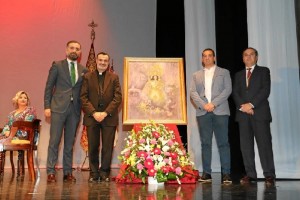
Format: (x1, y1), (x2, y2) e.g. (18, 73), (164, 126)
(156, 0), (187, 148)
(214, 0), (248, 179)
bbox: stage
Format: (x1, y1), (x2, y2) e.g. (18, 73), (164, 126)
(0, 169), (299, 199)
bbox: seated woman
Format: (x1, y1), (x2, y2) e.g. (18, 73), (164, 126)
(0, 91), (37, 142)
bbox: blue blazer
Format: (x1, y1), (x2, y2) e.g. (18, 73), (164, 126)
(190, 66), (232, 116)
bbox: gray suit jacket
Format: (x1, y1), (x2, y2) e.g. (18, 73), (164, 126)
(44, 59), (87, 116)
(190, 66), (232, 116)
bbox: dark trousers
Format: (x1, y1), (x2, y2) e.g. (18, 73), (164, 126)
(87, 124), (116, 178)
(47, 103), (80, 175)
(238, 117), (276, 178)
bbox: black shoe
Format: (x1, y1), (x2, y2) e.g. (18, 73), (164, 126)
(240, 176), (257, 184)
(265, 177), (275, 186)
(199, 172), (212, 183)
(222, 174), (232, 184)
(63, 174), (76, 182)
(89, 177), (101, 183)
(100, 175), (110, 182)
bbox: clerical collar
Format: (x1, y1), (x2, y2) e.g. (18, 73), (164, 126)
(98, 70), (106, 76)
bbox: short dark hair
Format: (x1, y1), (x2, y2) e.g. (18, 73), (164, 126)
(66, 40), (81, 48)
(202, 48), (215, 57)
(243, 47), (258, 56)
(97, 52), (110, 60)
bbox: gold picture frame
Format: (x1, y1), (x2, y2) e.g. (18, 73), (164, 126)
(123, 57), (187, 125)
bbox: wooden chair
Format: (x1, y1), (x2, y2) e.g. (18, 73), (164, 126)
(0, 119), (41, 181)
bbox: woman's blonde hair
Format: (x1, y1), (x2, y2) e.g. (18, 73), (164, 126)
(12, 91), (30, 109)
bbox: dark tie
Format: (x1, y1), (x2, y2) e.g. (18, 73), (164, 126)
(247, 68), (252, 86)
(70, 62), (76, 86)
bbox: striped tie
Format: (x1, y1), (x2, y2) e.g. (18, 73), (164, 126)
(247, 68), (252, 86)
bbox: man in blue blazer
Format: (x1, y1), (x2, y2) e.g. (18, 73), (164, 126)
(44, 40), (87, 182)
(232, 47), (275, 186)
(190, 48), (232, 184)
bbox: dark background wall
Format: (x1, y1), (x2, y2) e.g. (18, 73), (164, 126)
(156, 0), (187, 148)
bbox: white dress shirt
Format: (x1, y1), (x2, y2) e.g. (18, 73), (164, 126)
(204, 65), (216, 103)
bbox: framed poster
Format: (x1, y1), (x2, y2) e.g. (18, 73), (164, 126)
(123, 57), (187, 125)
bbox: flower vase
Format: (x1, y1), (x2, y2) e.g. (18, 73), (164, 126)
(148, 176), (164, 192)
(148, 176), (164, 185)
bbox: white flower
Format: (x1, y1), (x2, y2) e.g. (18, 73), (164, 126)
(143, 144), (151, 152)
(162, 145), (170, 152)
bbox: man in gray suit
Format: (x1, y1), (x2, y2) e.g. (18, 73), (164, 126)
(190, 48), (232, 184)
(44, 40), (87, 182)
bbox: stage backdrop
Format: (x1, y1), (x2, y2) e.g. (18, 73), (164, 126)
(0, 0), (156, 169)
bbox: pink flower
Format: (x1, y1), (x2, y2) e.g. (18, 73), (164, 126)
(139, 138), (146, 144)
(147, 168), (157, 176)
(164, 152), (170, 156)
(167, 140), (174, 146)
(163, 158), (169, 164)
(152, 131), (160, 138)
(175, 167), (182, 175)
(124, 150), (130, 157)
(137, 163), (144, 170)
(153, 148), (161, 155)
(144, 158), (154, 169)
(137, 151), (147, 158)
(150, 139), (157, 145)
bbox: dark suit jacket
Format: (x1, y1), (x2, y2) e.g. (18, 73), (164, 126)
(232, 65), (272, 122)
(44, 59), (87, 116)
(80, 70), (122, 126)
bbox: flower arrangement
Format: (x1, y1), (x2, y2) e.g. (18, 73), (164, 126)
(118, 122), (196, 184)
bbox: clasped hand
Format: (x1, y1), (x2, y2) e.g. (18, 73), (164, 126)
(93, 112), (107, 122)
(204, 103), (215, 112)
(240, 103), (254, 115)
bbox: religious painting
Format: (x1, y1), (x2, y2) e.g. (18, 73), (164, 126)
(123, 57), (187, 125)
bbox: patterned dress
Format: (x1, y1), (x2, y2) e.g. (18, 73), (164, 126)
(0, 106), (37, 140)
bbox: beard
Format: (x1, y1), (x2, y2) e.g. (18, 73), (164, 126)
(68, 52), (79, 61)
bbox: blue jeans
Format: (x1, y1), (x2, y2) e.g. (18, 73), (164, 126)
(197, 112), (231, 174)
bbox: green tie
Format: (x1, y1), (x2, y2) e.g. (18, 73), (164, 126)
(70, 62), (76, 86)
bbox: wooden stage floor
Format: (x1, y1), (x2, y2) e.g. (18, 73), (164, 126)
(0, 168), (299, 200)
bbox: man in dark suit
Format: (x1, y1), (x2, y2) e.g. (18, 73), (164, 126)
(44, 40), (87, 182)
(232, 47), (276, 186)
(80, 52), (122, 182)
(190, 48), (232, 184)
